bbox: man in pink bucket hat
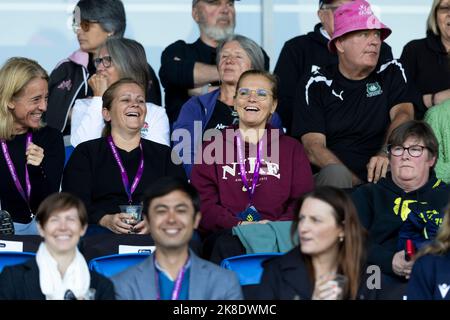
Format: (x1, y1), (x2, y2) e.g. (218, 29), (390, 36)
(293, 0), (414, 188)
(275, 0), (393, 134)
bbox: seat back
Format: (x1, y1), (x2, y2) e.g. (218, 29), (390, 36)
(0, 251), (36, 273)
(88, 253), (151, 277)
(220, 253), (284, 285)
(64, 145), (74, 167)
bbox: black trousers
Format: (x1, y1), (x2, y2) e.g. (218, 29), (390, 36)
(202, 229), (246, 265)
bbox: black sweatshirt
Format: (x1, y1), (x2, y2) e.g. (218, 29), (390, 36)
(0, 126), (64, 223)
(62, 137), (186, 224)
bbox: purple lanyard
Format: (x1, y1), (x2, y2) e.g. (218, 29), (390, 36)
(1, 133), (33, 215)
(154, 255), (189, 300)
(236, 133), (263, 204)
(107, 136), (144, 204)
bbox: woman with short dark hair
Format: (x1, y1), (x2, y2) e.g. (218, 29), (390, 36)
(45, 0), (161, 137)
(0, 192), (115, 300)
(352, 120), (450, 298)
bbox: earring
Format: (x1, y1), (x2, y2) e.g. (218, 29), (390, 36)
(339, 235), (344, 242)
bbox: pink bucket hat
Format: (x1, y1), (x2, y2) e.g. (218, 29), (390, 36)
(328, 0), (391, 52)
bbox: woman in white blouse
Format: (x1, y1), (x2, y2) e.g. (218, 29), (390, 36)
(70, 37), (169, 147)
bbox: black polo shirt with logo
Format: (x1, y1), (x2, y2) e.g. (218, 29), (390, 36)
(292, 60), (411, 181)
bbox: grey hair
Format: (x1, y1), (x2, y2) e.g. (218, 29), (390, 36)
(77, 0), (126, 38)
(216, 34), (265, 71)
(427, 0), (443, 35)
(100, 38), (150, 94)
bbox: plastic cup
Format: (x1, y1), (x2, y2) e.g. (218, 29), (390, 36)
(119, 204), (143, 222)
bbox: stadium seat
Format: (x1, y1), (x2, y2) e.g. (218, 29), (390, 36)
(220, 253), (284, 286)
(0, 251), (36, 273)
(64, 145), (74, 167)
(88, 253), (151, 277)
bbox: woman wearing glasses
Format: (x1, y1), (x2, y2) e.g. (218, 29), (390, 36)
(400, 0), (450, 113)
(69, 37), (169, 148)
(45, 0), (161, 136)
(172, 34), (282, 178)
(351, 120), (450, 298)
(190, 70), (314, 263)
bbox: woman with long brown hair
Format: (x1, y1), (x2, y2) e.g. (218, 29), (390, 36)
(257, 186), (371, 300)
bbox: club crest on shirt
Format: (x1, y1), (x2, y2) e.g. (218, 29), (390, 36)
(438, 283), (450, 299)
(366, 82), (383, 97)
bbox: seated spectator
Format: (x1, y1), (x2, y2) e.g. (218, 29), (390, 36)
(46, 0), (161, 136)
(407, 205), (450, 300)
(274, 0), (393, 133)
(425, 99), (450, 183)
(191, 70), (314, 263)
(62, 79), (185, 235)
(70, 37), (169, 147)
(400, 0), (450, 114)
(258, 187), (376, 300)
(0, 57), (64, 235)
(351, 120), (450, 294)
(172, 34), (282, 177)
(111, 176), (243, 300)
(159, 0), (269, 124)
(293, 0), (414, 188)
(0, 192), (115, 300)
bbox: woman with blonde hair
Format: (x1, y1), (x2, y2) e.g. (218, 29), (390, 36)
(0, 57), (64, 235)
(407, 205), (450, 300)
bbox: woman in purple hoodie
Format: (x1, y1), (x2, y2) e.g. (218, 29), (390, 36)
(191, 70), (314, 263)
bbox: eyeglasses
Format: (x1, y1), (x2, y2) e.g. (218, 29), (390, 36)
(236, 88), (272, 101)
(437, 5), (450, 14)
(72, 19), (99, 33)
(388, 145), (428, 157)
(93, 56), (112, 69)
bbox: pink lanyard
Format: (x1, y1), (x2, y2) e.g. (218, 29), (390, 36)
(1, 133), (33, 218)
(154, 255), (189, 300)
(236, 133), (263, 205)
(107, 136), (144, 204)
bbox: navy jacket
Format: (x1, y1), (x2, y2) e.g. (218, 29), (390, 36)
(408, 252), (450, 300)
(257, 247), (379, 300)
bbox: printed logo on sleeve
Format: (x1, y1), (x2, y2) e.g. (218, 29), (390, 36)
(438, 283), (450, 299)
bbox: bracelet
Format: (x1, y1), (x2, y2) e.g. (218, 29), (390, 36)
(431, 93), (436, 106)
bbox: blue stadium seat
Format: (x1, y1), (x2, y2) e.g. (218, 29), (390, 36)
(220, 253), (284, 285)
(88, 253), (151, 277)
(0, 251), (36, 273)
(64, 145), (74, 167)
